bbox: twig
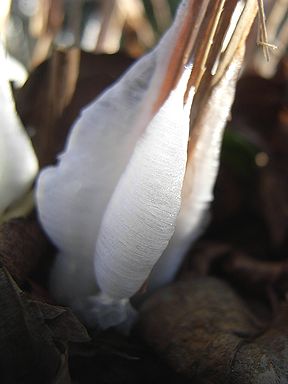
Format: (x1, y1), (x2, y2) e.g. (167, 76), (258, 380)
(251, 0), (287, 76)
(257, 0), (270, 61)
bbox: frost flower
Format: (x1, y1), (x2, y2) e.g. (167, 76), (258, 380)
(36, 0), (257, 329)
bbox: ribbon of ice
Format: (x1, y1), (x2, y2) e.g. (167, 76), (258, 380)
(0, 42), (38, 218)
(36, 0), (253, 329)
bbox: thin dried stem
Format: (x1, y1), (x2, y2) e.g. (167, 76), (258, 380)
(36, 47), (80, 166)
(251, 0), (287, 76)
(188, 0), (226, 90)
(187, 0), (258, 156)
(257, 0), (271, 61)
(214, 0), (258, 84)
(49, 48), (80, 118)
(206, 0), (239, 66)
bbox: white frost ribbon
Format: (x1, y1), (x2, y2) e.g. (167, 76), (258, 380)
(0, 42), (38, 216)
(94, 68), (194, 299)
(149, 56), (242, 292)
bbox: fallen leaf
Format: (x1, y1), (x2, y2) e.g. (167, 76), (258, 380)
(0, 266), (90, 383)
(137, 274), (288, 383)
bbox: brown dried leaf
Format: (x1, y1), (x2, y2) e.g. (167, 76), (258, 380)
(33, 301), (90, 343)
(0, 266), (90, 383)
(0, 266), (64, 383)
(138, 274), (288, 383)
(230, 303), (288, 383)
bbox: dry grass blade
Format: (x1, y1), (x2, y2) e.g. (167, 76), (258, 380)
(124, 0), (155, 49)
(49, 48), (81, 115)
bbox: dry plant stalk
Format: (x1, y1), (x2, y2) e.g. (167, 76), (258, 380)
(95, 0), (119, 53)
(95, 0), (155, 53)
(152, 0), (258, 117)
(256, 0), (277, 61)
(35, 47), (81, 167)
(48, 48), (81, 116)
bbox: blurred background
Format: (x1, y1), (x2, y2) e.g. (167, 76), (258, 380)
(1, 0), (287, 76)
(2, 0), (181, 69)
